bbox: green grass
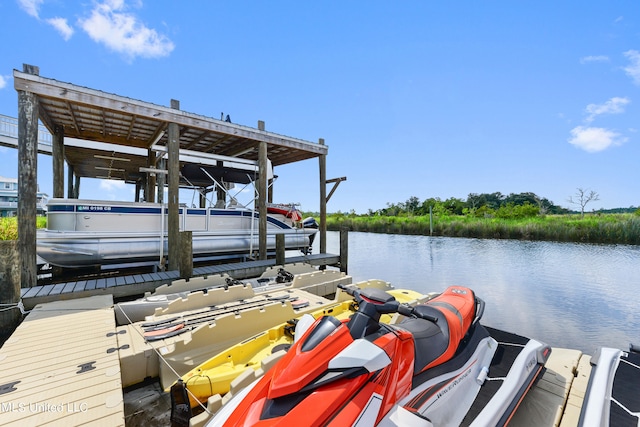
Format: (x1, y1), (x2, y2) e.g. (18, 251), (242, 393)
(0, 217), (47, 240)
(324, 213), (640, 245)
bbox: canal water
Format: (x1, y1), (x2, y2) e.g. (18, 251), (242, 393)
(312, 231), (640, 355)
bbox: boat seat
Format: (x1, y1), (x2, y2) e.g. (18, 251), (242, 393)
(395, 304), (450, 375)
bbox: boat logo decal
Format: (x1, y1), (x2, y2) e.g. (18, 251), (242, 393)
(407, 363), (475, 411)
(451, 288), (467, 295)
(525, 356), (537, 373)
(435, 367), (472, 400)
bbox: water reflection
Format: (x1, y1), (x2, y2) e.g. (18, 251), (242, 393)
(313, 231), (640, 354)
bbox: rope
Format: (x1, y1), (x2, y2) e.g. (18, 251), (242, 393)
(0, 301), (29, 314)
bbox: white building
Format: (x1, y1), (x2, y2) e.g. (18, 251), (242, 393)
(0, 176), (48, 217)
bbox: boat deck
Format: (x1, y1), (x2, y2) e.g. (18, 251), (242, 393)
(0, 295), (124, 426)
(21, 253), (340, 310)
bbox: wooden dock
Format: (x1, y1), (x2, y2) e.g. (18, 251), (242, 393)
(511, 348), (592, 427)
(0, 295), (124, 426)
(21, 253), (340, 310)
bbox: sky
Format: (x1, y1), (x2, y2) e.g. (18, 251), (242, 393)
(1, 1), (639, 214)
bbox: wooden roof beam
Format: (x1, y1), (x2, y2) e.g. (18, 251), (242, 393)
(13, 70), (328, 157)
(126, 115), (137, 140)
(184, 130), (209, 150)
(64, 100), (80, 132)
(146, 122), (168, 147)
(205, 133), (233, 153)
(37, 104), (55, 132)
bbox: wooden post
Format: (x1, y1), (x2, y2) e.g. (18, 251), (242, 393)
(140, 174), (147, 202)
(179, 231), (193, 279)
(168, 99), (180, 271)
(275, 234), (285, 266)
(74, 174), (80, 198)
(340, 228), (348, 274)
(318, 138), (327, 269)
(67, 165), (74, 198)
(17, 64), (39, 289)
(258, 120), (274, 203)
(52, 125), (64, 198)
(146, 148), (156, 203)
(157, 158), (166, 203)
(258, 135), (268, 260)
(429, 205), (433, 236)
(0, 241), (21, 335)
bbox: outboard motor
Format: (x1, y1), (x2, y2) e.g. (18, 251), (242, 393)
(302, 217), (319, 229)
(302, 217), (319, 251)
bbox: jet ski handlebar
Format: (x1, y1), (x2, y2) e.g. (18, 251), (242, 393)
(338, 285), (439, 324)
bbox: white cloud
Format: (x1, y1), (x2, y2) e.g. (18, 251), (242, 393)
(579, 55), (609, 64)
(96, 179), (135, 201)
(17, 0), (43, 18)
(0, 75), (7, 90)
(18, 1), (74, 41)
(623, 50), (640, 85)
(46, 17), (74, 41)
(568, 126), (627, 152)
(584, 97), (630, 123)
(99, 179), (126, 192)
(78, 0), (174, 60)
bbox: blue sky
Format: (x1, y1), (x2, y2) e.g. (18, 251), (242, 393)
(1, 1), (639, 214)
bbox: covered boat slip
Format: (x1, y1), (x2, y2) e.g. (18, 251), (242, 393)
(13, 64), (335, 291)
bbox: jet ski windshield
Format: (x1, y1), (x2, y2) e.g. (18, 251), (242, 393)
(301, 316), (342, 352)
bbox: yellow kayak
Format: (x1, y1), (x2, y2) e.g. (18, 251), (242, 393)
(180, 289), (425, 407)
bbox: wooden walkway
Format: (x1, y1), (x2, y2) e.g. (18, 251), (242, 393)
(0, 295), (123, 426)
(511, 348), (591, 427)
(21, 253), (340, 310)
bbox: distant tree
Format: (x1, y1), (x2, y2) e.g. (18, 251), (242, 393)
(405, 196), (420, 215)
(467, 193), (482, 210)
(443, 197), (466, 215)
(418, 197), (442, 215)
(568, 188), (600, 219)
(504, 192), (538, 206)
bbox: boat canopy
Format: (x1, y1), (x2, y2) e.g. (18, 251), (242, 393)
(181, 159), (274, 187)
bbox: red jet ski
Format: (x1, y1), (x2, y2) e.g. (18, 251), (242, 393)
(204, 285), (551, 426)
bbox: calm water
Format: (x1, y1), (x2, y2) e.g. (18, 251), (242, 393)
(312, 231), (640, 355)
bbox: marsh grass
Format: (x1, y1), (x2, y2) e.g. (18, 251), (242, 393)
(0, 217), (47, 240)
(326, 213), (640, 245)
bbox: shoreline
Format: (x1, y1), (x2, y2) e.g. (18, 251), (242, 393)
(325, 213), (640, 245)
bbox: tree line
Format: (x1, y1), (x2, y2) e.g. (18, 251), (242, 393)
(361, 191), (637, 219)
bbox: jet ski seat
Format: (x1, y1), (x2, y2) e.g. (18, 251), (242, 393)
(396, 304), (450, 374)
